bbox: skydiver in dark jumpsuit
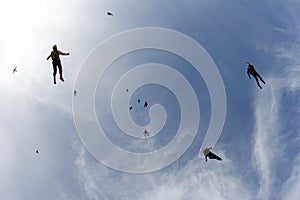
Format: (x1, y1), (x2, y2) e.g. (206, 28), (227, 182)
(246, 62), (265, 89)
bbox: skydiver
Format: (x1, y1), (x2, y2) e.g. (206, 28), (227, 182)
(46, 45), (69, 84)
(107, 12), (113, 16)
(74, 90), (77, 96)
(129, 106), (133, 111)
(138, 99), (141, 104)
(35, 150), (39, 154)
(144, 101), (148, 108)
(12, 67), (17, 73)
(143, 129), (150, 137)
(126, 89), (129, 92)
(202, 147), (222, 162)
(246, 62), (265, 89)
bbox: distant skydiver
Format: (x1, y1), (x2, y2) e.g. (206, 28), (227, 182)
(143, 129), (150, 137)
(201, 147), (222, 162)
(129, 106), (133, 111)
(35, 150), (39, 154)
(47, 45), (69, 84)
(144, 101), (148, 108)
(246, 62), (265, 89)
(107, 12), (113, 16)
(74, 90), (77, 96)
(12, 67), (17, 73)
(138, 99), (141, 104)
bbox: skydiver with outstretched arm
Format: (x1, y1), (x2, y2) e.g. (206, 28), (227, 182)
(246, 62), (265, 89)
(202, 147), (222, 162)
(47, 45), (69, 84)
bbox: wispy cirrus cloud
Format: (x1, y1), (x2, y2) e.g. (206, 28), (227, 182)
(252, 42), (300, 200)
(75, 145), (253, 200)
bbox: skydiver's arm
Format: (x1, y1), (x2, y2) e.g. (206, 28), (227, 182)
(46, 53), (52, 60)
(247, 71), (251, 79)
(58, 50), (70, 56)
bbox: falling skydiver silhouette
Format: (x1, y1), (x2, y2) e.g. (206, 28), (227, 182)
(143, 130), (150, 137)
(246, 62), (265, 89)
(144, 101), (148, 108)
(12, 67), (17, 73)
(201, 147), (222, 162)
(47, 45), (69, 84)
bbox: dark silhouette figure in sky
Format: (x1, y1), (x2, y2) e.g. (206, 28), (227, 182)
(12, 67), (17, 73)
(126, 89), (129, 92)
(47, 45), (69, 84)
(143, 130), (150, 137)
(74, 90), (77, 96)
(144, 101), (148, 108)
(202, 147), (222, 162)
(107, 12), (113, 16)
(138, 99), (140, 104)
(246, 62), (265, 89)
(129, 106), (133, 111)
(35, 150), (39, 154)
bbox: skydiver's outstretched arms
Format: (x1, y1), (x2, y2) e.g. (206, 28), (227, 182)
(58, 50), (70, 56)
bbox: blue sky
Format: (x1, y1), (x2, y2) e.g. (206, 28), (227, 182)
(1, 0), (300, 199)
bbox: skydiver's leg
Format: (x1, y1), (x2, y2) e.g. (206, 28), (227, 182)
(208, 152), (222, 160)
(58, 63), (64, 82)
(254, 76), (262, 89)
(257, 73), (265, 84)
(205, 156), (207, 162)
(207, 152), (214, 159)
(53, 63), (57, 84)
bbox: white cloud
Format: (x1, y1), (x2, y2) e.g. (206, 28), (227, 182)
(76, 145), (254, 200)
(280, 154), (300, 200)
(252, 81), (281, 200)
(251, 43), (300, 199)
